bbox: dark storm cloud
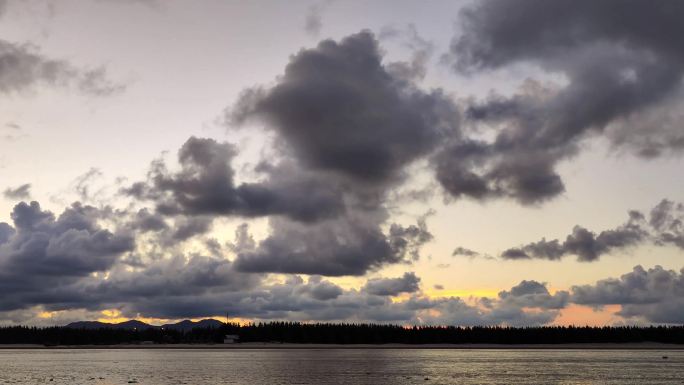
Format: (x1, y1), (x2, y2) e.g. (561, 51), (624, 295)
(501, 200), (683, 262)
(231, 30), (460, 183)
(0, 201), (134, 311)
(571, 265), (684, 324)
(436, 0), (684, 203)
(3, 183), (31, 200)
(126, 131), (434, 275)
(0, 40), (122, 95)
(363, 272), (421, 296)
(221, 31), (453, 276)
(234, 215), (432, 276)
(125, 137), (345, 223)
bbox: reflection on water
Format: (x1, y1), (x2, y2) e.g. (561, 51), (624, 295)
(1, 348), (683, 384)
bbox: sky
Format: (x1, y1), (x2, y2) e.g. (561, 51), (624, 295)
(0, 0), (683, 327)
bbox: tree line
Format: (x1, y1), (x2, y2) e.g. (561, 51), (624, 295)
(1, 323), (683, 345)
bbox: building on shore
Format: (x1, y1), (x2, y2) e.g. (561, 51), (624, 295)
(224, 335), (239, 344)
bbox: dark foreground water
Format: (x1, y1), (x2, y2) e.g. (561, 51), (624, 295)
(1, 348), (683, 384)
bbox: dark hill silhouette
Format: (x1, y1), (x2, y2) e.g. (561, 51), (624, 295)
(162, 319), (224, 331)
(65, 319), (223, 331)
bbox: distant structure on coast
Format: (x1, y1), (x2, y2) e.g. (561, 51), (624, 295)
(223, 312), (239, 343)
(224, 334), (239, 344)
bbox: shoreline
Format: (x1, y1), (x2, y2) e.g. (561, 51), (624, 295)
(1, 342), (683, 350)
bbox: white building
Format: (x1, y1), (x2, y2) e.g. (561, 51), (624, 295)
(223, 334), (239, 344)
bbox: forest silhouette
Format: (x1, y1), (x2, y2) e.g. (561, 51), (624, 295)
(1, 322), (684, 345)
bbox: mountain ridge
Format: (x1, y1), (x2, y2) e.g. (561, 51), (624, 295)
(65, 319), (224, 331)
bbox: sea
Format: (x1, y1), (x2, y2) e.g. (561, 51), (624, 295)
(1, 348), (682, 384)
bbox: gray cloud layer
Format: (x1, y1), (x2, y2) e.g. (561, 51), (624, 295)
(0, 202), (133, 311)
(572, 265), (684, 324)
(233, 216), (432, 276)
(124, 32), (451, 276)
(363, 272), (421, 296)
(435, 0), (684, 204)
(0, 237), (572, 326)
(0, 198), (679, 324)
(501, 200), (683, 262)
(124, 137), (345, 223)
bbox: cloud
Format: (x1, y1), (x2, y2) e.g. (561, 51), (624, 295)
(230, 30), (460, 184)
(304, 1), (333, 37)
(433, 126), (567, 204)
(7, 23), (683, 326)
(1, 122), (26, 142)
(363, 272), (421, 296)
(51, 270), (567, 325)
(380, 24), (435, 82)
(0, 201), (134, 311)
(298, 276), (344, 301)
(0, 203), (568, 328)
(125, 130), (435, 275)
(124, 31), (451, 276)
(417, 294), (562, 327)
(417, 280), (569, 327)
(129, 208), (168, 233)
(100, 272), (565, 326)
(649, 199), (684, 249)
(72, 168), (104, 202)
(170, 216), (213, 242)
(452, 246), (496, 261)
(435, 0), (684, 204)
(388, 216), (433, 261)
(234, 215), (432, 276)
(501, 200), (682, 262)
(3, 183), (31, 200)
(452, 246), (479, 258)
(498, 280), (569, 310)
(125, 137), (346, 223)
(572, 265), (684, 324)
(89, 253), (261, 316)
(0, 40), (122, 95)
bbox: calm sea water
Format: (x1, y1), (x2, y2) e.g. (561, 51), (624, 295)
(1, 348), (683, 384)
